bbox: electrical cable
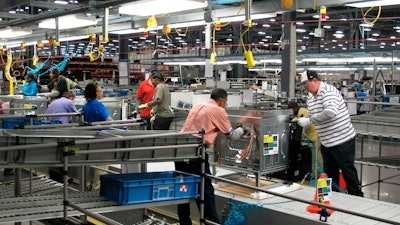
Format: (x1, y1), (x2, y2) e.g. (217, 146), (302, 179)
(223, 199), (294, 225)
(303, 135), (348, 193)
(175, 26), (188, 36)
(240, 26), (250, 53)
(363, 6), (381, 25)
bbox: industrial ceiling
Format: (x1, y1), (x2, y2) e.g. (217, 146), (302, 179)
(0, 0), (399, 70)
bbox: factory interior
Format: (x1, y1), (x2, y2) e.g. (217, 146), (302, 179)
(0, 0), (400, 224)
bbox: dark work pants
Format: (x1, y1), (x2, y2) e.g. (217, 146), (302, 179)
(174, 154), (220, 225)
(153, 116), (173, 130)
(321, 138), (364, 197)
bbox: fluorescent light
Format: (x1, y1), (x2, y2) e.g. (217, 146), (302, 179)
(0, 27), (32, 38)
(259, 59), (282, 63)
(39, 14), (97, 30)
(1, 41), (24, 48)
(110, 27), (146, 35)
(346, 0), (400, 7)
(301, 57), (400, 63)
(219, 13), (276, 23)
(360, 23), (373, 27)
(119, 0), (207, 16)
(59, 35), (90, 42)
(54, 0), (68, 4)
(164, 61), (206, 66)
(249, 67), (281, 71)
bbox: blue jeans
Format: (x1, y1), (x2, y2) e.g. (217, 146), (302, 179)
(141, 116), (152, 130)
(174, 154), (220, 225)
(321, 138), (364, 196)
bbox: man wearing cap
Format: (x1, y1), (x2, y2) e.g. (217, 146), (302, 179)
(138, 72), (173, 130)
(297, 70), (363, 197)
(136, 66), (157, 129)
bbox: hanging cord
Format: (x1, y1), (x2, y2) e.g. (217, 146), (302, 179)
(240, 26), (250, 53)
(212, 22), (217, 54)
(175, 26), (188, 36)
(363, 6), (381, 25)
(301, 135), (348, 193)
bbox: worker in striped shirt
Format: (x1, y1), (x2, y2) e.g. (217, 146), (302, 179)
(297, 70), (363, 197)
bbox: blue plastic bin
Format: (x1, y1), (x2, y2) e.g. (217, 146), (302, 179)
(1, 118), (61, 129)
(1, 118), (41, 129)
(100, 171), (200, 205)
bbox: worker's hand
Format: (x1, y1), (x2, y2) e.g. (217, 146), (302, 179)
(150, 108), (155, 116)
(297, 117), (311, 128)
(150, 115), (156, 124)
(138, 103), (148, 109)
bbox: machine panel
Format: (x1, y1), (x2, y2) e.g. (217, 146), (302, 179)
(215, 109), (291, 174)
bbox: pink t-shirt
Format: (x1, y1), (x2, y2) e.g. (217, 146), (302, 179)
(181, 99), (232, 148)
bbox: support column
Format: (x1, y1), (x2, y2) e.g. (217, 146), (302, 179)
(119, 36), (129, 85)
(281, 11), (297, 98)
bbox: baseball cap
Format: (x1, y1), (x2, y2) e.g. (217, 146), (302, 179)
(300, 70), (318, 84)
(152, 72), (163, 80)
(149, 65), (158, 72)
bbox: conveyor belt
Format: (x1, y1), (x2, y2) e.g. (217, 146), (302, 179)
(355, 155), (400, 170)
(0, 175), (63, 198)
(0, 130), (203, 168)
(352, 106), (400, 136)
(0, 192), (190, 224)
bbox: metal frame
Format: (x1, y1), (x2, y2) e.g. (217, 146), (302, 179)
(0, 129), (206, 224)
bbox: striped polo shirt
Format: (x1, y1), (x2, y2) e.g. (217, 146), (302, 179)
(307, 82), (355, 147)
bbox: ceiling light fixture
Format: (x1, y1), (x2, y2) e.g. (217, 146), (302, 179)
(54, 0), (68, 4)
(59, 35), (90, 42)
(39, 14), (97, 30)
(219, 13), (276, 23)
(119, 0), (207, 16)
(0, 27), (32, 38)
(346, 0), (400, 7)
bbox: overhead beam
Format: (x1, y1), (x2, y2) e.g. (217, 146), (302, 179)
(29, 0), (76, 9)
(0, 12), (33, 19)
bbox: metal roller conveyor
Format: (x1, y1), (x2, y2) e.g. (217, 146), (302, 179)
(0, 191), (191, 224)
(0, 175), (63, 198)
(352, 106), (400, 135)
(0, 129), (204, 168)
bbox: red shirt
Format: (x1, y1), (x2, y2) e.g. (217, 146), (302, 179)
(136, 79), (156, 117)
(181, 99), (232, 148)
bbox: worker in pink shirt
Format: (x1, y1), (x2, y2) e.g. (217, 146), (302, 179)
(175, 88), (244, 225)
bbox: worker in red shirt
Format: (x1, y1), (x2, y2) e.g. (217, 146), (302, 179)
(136, 66), (157, 130)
